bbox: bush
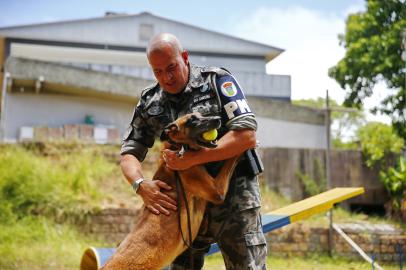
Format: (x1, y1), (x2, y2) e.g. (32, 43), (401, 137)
(0, 145), (115, 223)
(380, 156), (406, 211)
(0, 144), (119, 269)
(357, 122), (404, 167)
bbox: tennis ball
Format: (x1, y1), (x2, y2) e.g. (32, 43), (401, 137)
(202, 129), (218, 141)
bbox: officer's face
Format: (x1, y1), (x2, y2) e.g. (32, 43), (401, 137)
(148, 47), (189, 94)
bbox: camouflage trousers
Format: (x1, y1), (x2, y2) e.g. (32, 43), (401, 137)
(170, 175), (267, 270)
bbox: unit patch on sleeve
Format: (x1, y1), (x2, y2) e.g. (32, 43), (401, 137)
(216, 75), (254, 124)
(221, 81), (238, 97)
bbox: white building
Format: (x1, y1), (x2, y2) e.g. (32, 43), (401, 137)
(0, 12), (326, 148)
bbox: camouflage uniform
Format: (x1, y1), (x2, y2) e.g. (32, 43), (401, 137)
(121, 65), (267, 269)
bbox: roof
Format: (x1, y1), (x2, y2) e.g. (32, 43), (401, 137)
(0, 12), (284, 61)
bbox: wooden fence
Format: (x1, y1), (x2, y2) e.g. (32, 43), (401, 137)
(259, 148), (391, 206)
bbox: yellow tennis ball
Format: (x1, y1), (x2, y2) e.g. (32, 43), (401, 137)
(202, 129), (218, 141)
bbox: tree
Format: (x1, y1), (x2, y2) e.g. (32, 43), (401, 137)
(329, 0), (406, 139)
(293, 98), (365, 148)
(357, 122), (404, 167)
(357, 122), (405, 217)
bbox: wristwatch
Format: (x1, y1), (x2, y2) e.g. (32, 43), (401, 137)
(132, 178), (144, 193)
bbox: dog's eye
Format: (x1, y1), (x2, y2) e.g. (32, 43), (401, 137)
(185, 118), (194, 127)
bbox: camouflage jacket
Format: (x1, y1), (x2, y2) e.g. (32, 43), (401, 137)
(121, 64), (257, 162)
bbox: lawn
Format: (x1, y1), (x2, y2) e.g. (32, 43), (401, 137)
(0, 143), (403, 269)
(204, 253), (400, 270)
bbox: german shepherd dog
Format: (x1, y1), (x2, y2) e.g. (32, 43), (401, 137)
(102, 112), (240, 270)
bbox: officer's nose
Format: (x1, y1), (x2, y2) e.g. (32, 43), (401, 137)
(164, 71), (174, 83)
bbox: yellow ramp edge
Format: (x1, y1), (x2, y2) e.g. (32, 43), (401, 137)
(268, 187), (365, 223)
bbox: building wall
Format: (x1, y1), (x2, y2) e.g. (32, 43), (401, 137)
(3, 91), (324, 150)
(256, 116), (327, 149)
(3, 93), (134, 142)
(0, 13), (279, 57)
(8, 42), (290, 99)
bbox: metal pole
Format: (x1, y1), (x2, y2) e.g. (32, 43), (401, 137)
(0, 72), (9, 142)
(332, 224), (385, 270)
(325, 90), (333, 256)
(396, 243), (403, 270)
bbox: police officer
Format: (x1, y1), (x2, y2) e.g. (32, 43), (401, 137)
(121, 33), (267, 269)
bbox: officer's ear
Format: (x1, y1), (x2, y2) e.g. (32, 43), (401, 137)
(181, 50), (189, 65)
(160, 123), (179, 141)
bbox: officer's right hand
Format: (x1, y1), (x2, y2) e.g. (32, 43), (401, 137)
(137, 180), (177, 215)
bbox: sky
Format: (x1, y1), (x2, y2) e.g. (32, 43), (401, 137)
(0, 0), (391, 122)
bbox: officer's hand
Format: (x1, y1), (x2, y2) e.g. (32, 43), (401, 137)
(162, 149), (195, 171)
(137, 179), (177, 215)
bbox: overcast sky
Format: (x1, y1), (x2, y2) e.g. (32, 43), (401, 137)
(0, 0), (391, 122)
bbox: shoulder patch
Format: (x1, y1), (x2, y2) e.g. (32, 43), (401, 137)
(220, 81), (238, 97)
(215, 75), (253, 123)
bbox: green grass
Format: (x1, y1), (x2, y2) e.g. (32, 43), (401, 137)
(0, 143), (117, 269)
(0, 216), (107, 270)
(0, 144), (117, 222)
(0, 143), (403, 269)
(204, 253), (399, 270)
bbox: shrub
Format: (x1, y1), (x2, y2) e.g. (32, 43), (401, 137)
(357, 122), (404, 167)
(0, 145), (115, 222)
(380, 156), (406, 210)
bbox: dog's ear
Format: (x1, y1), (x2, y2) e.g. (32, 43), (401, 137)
(160, 123), (179, 141)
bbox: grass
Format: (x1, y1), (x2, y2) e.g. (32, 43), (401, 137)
(0, 216), (107, 270)
(204, 253), (400, 270)
(0, 143), (403, 269)
(0, 143), (117, 269)
(0, 145), (115, 222)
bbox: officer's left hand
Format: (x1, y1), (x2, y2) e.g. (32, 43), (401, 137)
(162, 149), (195, 171)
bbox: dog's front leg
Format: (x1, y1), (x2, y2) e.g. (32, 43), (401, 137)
(180, 155), (240, 204)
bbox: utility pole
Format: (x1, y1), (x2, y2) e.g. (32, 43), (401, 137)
(324, 91), (360, 256)
(325, 90), (333, 256)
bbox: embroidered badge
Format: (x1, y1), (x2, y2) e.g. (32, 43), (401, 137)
(221, 81), (238, 97)
(147, 105), (164, 116)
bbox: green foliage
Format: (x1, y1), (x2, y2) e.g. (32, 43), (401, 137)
(0, 145), (115, 223)
(357, 122), (404, 167)
(331, 138), (358, 150)
(0, 144), (120, 269)
(380, 156), (406, 209)
(295, 158), (327, 197)
(293, 98), (365, 148)
(296, 172), (323, 197)
(329, 0), (406, 139)
(0, 216), (106, 270)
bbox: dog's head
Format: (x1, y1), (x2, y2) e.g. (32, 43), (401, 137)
(160, 112), (221, 149)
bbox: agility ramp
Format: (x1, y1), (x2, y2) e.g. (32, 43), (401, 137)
(80, 187), (364, 270)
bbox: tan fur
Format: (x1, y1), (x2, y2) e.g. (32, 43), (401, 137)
(102, 113), (240, 270)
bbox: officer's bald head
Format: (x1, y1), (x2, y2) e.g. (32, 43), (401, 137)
(147, 33), (184, 58)
(146, 33), (190, 94)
